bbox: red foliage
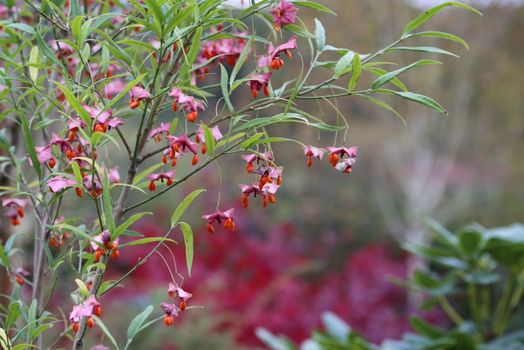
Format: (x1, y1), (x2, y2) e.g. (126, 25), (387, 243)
(106, 214), (445, 346)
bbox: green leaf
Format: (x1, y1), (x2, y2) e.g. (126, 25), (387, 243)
(101, 46), (110, 74)
(95, 29), (132, 66)
(126, 305), (154, 349)
(71, 16), (83, 45)
(216, 132), (246, 148)
(0, 244), (9, 269)
(294, 1), (336, 15)
(322, 312), (350, 342)
(364, 66), (408, 92)
(240, 133), (264, 149)
(410, 316), (445, 339)
(102, 171), (115, 234)
(170, 189), (206, 228)
(166, 2), (196, 32)
(20, 115), (41, 178)
(114, 212), (152, 239)
(407, 31), (469, 49)
(135, 316), (163, 335)
(178, 222), (194, 277)
(93, 316), (120, 350)
(386, 90), (447, 115)
(30, 324), (51, 341)
(201, 124), (216, 156)
(458, 225), (484, 255)
(230, 36), (253, 89)
(0, 129), (10, 151)
(356, 94), (405, 125)
(70, 0), (81, 18)
(403, 243), (467, 269)
(79, 18), (95, 48)
(284, 24), (316, 39)
(6, 301), (21, 329)
(103, 74), (147, 112)
(28, 46), (39, 83)
(425, 218), (459, 247)
(91, 12), (120, 30)
(220, 64), (234, 113)
(170, 118), (179, 134)
(53, 81), (92, 128)
(388, 46), (459, 57)
(180, 26), (203, 78)
(236, 113), (342, 133)
(8, 23), (35, 34)
(413, 270), (440, 289)
(348, 54), (361, 91)
(119, 237), (177, 248)
(70, 161), (83, 185)
(0, 328), (12, 350)
(55, 223), (95, 243)
(11, 344), (37, 350)
(403, 1), (482, 35)
(314, 18), (326, 50)
(334, 51), (355, 77)
(256, 328), (295, 350)
(132, 162), (164, 185)
(27, 299), (37, 339)
(75, 278), (89, 297)
(35, 30), (63, 69)
(371, 59), (440, 90)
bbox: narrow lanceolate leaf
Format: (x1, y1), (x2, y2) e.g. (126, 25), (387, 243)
(30, 324), (51, 342)
(35, 30), (62, 69)
(388, 46), (459, 58)
(220, 64), (234, 113)
(0, 327), (12, 350)
(334, 51), (355, 77)
(371, 59), (440, 90)
(114, 212), (152, 239)
(357, 94), (406, 125)
(0, 244), (9, 268)
(348, 54), (361, 91)
(126, 305), (154, 347)
(314, 18), (326, 50)
(70, 161), (83, 185)
(293, 1), (336, 15)
(407, 31), (469, 49)
(53, 82), (92, 128)
(178, 222), (194, 276)
(132, 163), (164, 185)
(74, 278), (89, 297)
(103, 74), (147, 112)
(388, 90), (447, 115)
(180, 26), (203, 78)
(102, 171), (115, 234)
(170, 189), (206, 228)
(93, 316), (120, 350)
(119, 237), (177, 248)
(8, 23), (35, 34)
(20, 116), (41, 178)
(364, 66), (408, 92)
(6, 301), (21, 329)
(169, 118), (179, 135)
(230, 36), (253, 89)
(201, 124), (216, 156)
(70, 0), (81, 18)
(403, 2), (482, 35)
(28, 46), (39, 83)
(27, 299), (37, 339)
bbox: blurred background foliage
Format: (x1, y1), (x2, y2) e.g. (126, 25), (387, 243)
(3, 0), (524, 349)
(128, 0), (524, 347)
